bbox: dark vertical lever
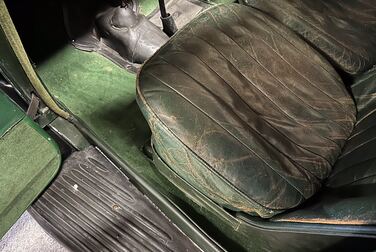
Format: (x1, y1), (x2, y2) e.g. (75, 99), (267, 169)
(158, 0), (177, 36)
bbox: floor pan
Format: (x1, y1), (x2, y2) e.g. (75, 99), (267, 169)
(30, 146), (200, 252)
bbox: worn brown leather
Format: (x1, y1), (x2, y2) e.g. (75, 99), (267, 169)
(137, 4), (356, 217)
(273, 67), (376, 224)
(242, 0), (376, 75)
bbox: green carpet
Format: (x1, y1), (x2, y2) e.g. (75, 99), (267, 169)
(139, 0), (159, 16)
(37, 46), (167, 188)
(0, 114), (61, 237)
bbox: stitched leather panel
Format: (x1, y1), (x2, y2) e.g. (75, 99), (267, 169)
(137, 4), (356, 217)
(272, 68), (376, 224)
(242, 0), (376, 75)
(328, 67), (376, 188)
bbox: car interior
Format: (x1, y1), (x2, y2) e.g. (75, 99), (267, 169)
(2, 0), (376, 250)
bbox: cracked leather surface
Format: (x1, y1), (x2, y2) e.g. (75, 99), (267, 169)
(242, 0), (376, 75)
(136, 4), (356, 217)
(273, 67), (376, 224)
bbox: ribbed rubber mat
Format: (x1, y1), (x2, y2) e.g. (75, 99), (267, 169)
(30, 146), (200, 252)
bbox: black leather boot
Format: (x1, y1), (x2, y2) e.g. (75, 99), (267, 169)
(95, 5), (169, 64)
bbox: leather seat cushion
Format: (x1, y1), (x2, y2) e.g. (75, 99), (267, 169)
(136, 4), (356, 217)
(241, 0), (376, 75)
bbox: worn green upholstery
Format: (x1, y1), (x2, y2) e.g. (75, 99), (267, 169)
(241, 0), (376, 75)
(137, 4), (356, 217)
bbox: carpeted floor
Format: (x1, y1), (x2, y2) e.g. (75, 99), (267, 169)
(36, 46), (168, 190)
(0, 91), (61, 237)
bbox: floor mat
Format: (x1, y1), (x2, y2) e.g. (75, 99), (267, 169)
(0, 91), (61, 237)
(30, 146), (200, 251)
